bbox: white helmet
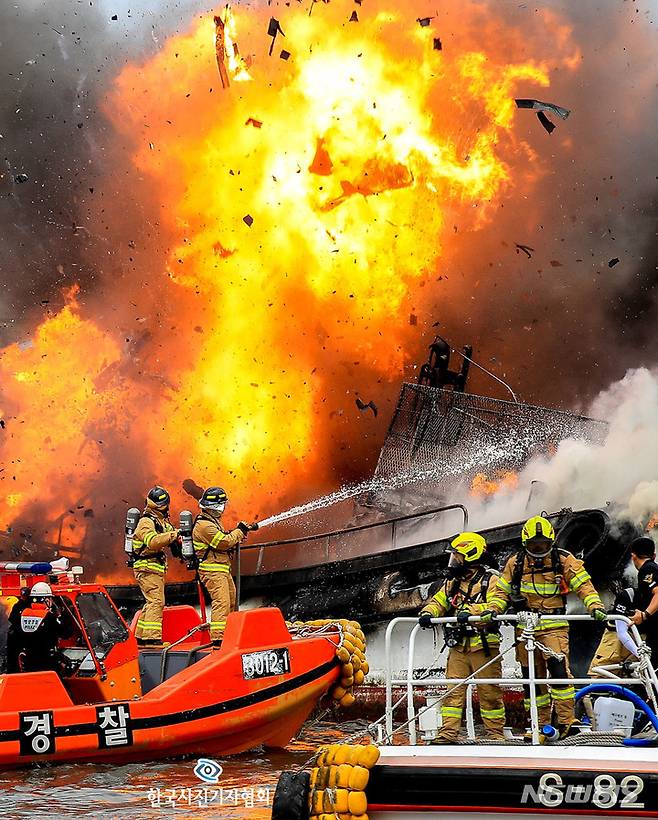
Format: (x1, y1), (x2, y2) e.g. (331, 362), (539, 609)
(31, 582), (53, 599)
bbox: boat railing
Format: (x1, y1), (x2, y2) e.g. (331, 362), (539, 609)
(239, 503), (469, 576)
(384, 613), (658, 745)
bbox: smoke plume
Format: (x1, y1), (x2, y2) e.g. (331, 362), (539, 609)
(467, 368), (658, 536)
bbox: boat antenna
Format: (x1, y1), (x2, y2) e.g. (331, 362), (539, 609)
(449, 346), (519, 404)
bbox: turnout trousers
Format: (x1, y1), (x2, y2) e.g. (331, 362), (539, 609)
(516, 627), (575, 727)
(199, 566), (236, 641)
(588, 628), (633, 677)
(134, 569), (165, 641)
(439, 645), (505, 741)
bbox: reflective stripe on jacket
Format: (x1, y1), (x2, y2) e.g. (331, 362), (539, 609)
(192, 512), (244, 572)
(133, 507), (175, 573)
(420, 566), (501, 651)
(490, 548), (602, 631)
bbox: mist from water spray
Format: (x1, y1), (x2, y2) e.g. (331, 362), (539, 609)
(256, 427), (551, 529)
(258, 368), (658, 536)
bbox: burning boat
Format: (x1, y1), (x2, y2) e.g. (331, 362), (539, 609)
(108, 344), (638, 674)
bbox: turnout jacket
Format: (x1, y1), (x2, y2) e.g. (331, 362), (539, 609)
(192, 509), (245, 573)
(489, 548), (602, 631)
(421, 565), (501, 651)
(133, 500), (177, 574)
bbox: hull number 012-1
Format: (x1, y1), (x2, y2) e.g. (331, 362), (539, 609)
(241, 648), (291, 680)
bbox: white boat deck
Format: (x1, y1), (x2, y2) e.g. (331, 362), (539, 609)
(377, 742), (658, 773)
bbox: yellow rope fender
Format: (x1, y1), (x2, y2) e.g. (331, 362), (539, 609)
(329, 619), (368, 707)
(289, 617), (369, 708)
(309, 743), (380, 820)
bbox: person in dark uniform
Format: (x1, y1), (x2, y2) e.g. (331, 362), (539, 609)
(629, 537), (658, 664)
(6, 588), (31, 673)
(8, 582), (67, 674)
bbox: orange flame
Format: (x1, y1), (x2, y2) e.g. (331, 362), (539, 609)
(0, 1), (580, 557)
(0, 287), (129, 546)
(470, 469), (520, 499)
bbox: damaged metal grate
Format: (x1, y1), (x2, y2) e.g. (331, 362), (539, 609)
(374, 383), (607, 486)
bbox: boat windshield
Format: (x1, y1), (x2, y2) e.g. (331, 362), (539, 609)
(76, 592), (128, 656)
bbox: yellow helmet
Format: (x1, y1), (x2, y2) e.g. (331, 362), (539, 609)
(521, 515), (555, 546)
(450, 531), (487, 563)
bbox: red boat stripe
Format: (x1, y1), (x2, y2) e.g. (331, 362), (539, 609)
(0, 657), (338, 743)
(368, 805), (658, 817)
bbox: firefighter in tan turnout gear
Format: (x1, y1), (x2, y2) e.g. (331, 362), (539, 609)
(418, 532), (506, 743)
(488, 515), (606, 737)
(193, 486), (250, 646)
(133, 486), (179, 646)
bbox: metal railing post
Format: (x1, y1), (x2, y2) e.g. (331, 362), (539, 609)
(465, 684), (475, 740)
(407, 623), (420, 744)
(524, 617), (541, 745)
(384, 617), (403, 736)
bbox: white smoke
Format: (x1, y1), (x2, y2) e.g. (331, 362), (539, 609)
(466, 367), (658, 533)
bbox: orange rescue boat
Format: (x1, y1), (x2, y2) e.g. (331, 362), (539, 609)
(0, 563), (341, 767)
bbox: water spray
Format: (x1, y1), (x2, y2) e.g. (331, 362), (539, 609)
(254, 427), (546, 530)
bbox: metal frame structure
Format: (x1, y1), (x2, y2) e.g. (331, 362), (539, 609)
(384, 614), (658, 746)
(240, 503), (469, 574)
(375, 383), (607, 487)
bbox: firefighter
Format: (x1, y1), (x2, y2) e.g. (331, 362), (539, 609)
(418, 532), (506, 743)
(133, 486), (179, 646)
(587, 584), (635, 677)
(487, 515), (606, 736)
(192, 486), (250, 647)
(8, 583), (67, 674)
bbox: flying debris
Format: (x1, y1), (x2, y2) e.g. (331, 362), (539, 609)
(356, 398), (378, 417)
(243, 214), (254, 226)
(14, 173), (29, 184)
(417, 17), (432, 27)
(515, 243), (534, 258)
(245, 118), (263, 128)
(536, 110), (556, 134)
(349, 11), (359, 21)
(182, 478), (204, 500)
(433, 37), (442, 50)
(608, 257), (620, 268)
(214, 15), (230, 89)
(280, 50), (291, 60)
(515, 98), (571, 134)
(267, 18), (285, 57)
(515, 99), (571, 120)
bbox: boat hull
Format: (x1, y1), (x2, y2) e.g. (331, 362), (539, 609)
(0, 608), (339, 767)
(367, 745), (658, 817)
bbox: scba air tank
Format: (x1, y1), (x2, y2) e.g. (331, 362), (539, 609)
(179, 510), (195, 566)
(124, 507), (141, 557)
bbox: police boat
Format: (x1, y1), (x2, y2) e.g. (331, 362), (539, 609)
(0, 558), (347, 768)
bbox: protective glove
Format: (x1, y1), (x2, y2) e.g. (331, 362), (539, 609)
(237, 521), (250, 536)
(456, 610), (471, 625)
(479, 610), (495, 624)
(591, 608), (608, 622)
(418, 613), (434, 629)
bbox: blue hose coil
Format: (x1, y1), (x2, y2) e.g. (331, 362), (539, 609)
(575, 683), (658, 747)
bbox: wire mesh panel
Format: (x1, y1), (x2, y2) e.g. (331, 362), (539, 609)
(374, 383), (607, 487)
